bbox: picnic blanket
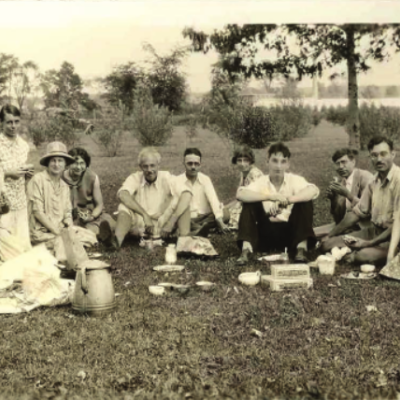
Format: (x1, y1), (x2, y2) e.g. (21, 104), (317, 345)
(0, 244), (75, 313)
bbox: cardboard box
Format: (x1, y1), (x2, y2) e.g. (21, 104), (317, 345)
(270, 263), (310, 279)
(261, 275), (313, 291)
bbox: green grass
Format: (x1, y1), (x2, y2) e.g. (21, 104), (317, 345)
(3, 121), (400, 400)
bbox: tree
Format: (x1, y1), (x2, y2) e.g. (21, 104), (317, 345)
(10, 61), (40, 111)
(143, 43), (188, 112)
(41, 61), (95, 111)
(183, 24), (400, 148)
(0, 54), (19, 97)
(102, 62), (142, 114)
(130, 83), (173, 146)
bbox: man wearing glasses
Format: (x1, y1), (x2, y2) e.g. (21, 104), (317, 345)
(321, 136), (400, 267)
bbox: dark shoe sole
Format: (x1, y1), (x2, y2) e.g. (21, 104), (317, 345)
(98, 220), (112, 242)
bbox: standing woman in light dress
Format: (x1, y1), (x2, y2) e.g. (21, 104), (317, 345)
(227, 145), (264, 230)
(0, 104), (34, 251)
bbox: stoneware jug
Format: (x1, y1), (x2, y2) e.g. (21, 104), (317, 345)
(72, 260), (116, 316)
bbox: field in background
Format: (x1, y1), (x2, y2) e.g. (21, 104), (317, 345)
(3, 120), (400, 400)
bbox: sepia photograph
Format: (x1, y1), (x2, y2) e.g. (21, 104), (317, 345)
(1, 1), (400, 399)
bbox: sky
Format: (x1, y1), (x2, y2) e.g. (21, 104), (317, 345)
(1, 1), (400, 93)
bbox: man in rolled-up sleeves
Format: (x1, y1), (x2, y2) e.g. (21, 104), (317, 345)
(174, 148), (230, 237)
(321, 136), (400, 266)
(112, 147), (192, 249)
(236, 142), (319, 265)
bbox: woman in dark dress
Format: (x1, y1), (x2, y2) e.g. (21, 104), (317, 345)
(62, 147), (116, 243)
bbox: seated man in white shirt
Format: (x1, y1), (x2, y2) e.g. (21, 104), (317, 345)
(174, 148), (230, 237)
(112, 147), (192, 249)
(236, 142), (319, 265)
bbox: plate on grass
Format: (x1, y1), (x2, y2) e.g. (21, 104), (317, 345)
(258, 254), (282, 262)
(153, 265), (185, 272)
(340, 271), (377, 280)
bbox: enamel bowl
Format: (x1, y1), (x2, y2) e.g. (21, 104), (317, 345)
(148, 285), (165, 296)
(238, 271), (261, 286)
(195, 281), (215, 291)
(361, 264), (375, 273)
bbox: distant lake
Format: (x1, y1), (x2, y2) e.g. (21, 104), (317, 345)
(254, 97), (400, 109)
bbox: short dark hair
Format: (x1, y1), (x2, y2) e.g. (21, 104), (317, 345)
(232, 145), (255, 165)
(68, 147), (91, 167)
(0, 104), (21, 122)
(184, 148), (202, 159)
(268, 142), (291, 159)
(332, 148), (359, 163)
(367, 136), (394, 151)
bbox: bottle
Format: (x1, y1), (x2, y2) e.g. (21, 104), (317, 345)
(280, 248), (289, 265)
(165, 244), (177, 265)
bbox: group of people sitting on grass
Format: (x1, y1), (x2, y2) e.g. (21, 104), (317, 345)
(1, 102), (400, 269)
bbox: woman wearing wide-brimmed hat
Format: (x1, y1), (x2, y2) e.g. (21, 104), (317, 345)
(27, 141), (75, 249)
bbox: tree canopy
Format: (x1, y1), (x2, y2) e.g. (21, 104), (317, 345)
(183, 24), (400, 148)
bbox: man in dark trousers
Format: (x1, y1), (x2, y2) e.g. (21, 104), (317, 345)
(236, 142), (319, 265)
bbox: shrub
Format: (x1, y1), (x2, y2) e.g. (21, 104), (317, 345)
(130, 84), (173, 146)
(359, 104), (400, 149)
(90, 106), (127, 157)
(230, 105), (276, 148)
(325, 105), (348, 126)
(268, 104), (312, 141)
(25, 112), (77, 148)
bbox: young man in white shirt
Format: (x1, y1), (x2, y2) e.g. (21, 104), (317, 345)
(112, 147), (192, 249)
(236, 142), (319, 265)
(174, 148), (230, 237)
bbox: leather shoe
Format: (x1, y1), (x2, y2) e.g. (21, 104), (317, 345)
(236, 249), (252, 266)
(294, 248), (308, 263)
(98, 220), (112, 242)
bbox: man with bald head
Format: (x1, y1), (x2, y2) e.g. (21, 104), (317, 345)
(112, 147), (192, 249)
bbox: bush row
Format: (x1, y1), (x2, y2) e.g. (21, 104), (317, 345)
(323, 103), (400, 149)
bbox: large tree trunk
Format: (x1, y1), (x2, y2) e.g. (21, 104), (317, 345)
(345, 25), (361, 149)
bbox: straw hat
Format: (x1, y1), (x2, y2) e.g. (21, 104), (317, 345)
(40, 141), (75, 166)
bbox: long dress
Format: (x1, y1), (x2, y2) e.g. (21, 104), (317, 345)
(0, 133), (31, 251)
(27, 170), (72, 248)
(228, 166), (264, 230)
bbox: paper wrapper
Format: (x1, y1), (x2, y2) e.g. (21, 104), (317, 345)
(176, 236), (218, 257)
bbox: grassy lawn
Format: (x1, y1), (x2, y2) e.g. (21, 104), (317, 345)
(2, 120), (400, 400)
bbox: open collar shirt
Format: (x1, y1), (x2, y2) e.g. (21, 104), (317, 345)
(0, 133), (30, 211)
(174, 172), (223, 220)
(118, 171), (188, 217)
(240, 172), (319, 220)
(353, 164), (400, 229)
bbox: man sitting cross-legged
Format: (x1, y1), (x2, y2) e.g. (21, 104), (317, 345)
(314, 148), (373, 239)
(173, 148), (230, 237)
(321, 136), (400, 267)
(236, 142), (319, 265)
(112, 147), (192, 249)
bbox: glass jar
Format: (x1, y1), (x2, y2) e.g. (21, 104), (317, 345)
(165, 244), (177, 265)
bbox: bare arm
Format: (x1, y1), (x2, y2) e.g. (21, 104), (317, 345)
(91, 175), (104, 219)
(33, 211), (60, 235)
(288, 185), (319, 204)
(328, 211), (360, 238)
(119, 190), (150, 219)
(388, 217), (400, 262)
(236, 187), (270, 203)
